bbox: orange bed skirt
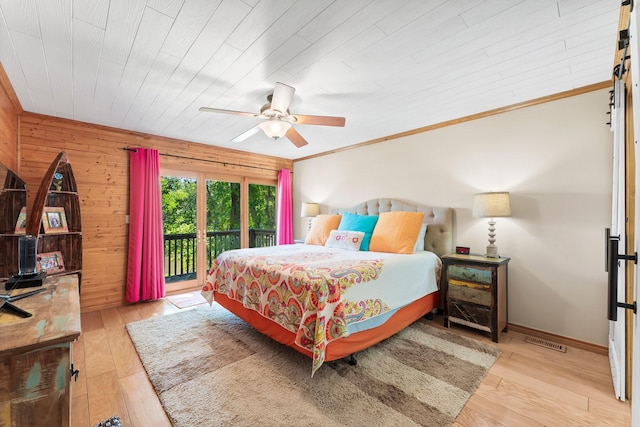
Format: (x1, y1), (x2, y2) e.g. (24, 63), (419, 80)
(213, 290), (440, 361)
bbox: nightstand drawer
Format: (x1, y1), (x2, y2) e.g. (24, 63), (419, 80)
(448, 264), (493, 285)
(448, 282), (491, 306)
(448, 301), (491, 328)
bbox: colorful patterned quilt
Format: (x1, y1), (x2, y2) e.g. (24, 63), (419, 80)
(202, 244), (441, 375)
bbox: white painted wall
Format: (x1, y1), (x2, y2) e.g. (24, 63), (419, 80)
(293, 88), (613, 346)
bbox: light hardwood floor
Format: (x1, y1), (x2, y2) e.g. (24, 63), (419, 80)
(71, 295), (631, 426)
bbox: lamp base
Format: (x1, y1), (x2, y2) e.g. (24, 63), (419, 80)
(485, 244), (500, 258)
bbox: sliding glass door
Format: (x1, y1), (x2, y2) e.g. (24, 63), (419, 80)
(161, 171), (199, 293)
(204, 178), (241, 272)
(161, 169), (276, 293)
(248, 182), (277, 248)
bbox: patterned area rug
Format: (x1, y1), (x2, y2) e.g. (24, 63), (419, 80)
(127, 304), (500, 427)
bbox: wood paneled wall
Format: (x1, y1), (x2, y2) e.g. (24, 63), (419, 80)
(0, 64), (20, 170)
(19, 112), (292, 312)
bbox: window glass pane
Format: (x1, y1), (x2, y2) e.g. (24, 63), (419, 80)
(206, 180), (241, 265)
(161, 176), (197, 283)
(248, 183), (276, 248)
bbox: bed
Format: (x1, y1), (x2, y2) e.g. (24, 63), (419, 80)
(202, 198), (453, 375)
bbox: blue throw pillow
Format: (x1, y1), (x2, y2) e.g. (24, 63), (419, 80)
(337, 212), (379, 251)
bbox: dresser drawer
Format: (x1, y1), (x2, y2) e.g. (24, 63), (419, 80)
(447, 300), (491, 328)
(448, 282), (491, 306)
(448, 264), (493, 285)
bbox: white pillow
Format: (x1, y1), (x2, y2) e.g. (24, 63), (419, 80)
(413, 223), (427, 252)
(325, 230), (366, 251)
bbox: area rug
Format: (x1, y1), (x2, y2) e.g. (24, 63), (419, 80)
(127, 304), (500, 427)
(165, 291), (207, 309)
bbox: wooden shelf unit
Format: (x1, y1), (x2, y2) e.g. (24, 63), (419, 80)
(0, 162), (27, 280)
(26, 152), (83, 281)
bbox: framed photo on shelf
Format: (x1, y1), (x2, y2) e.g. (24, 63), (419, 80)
(14, 206), (27, 234)
(42, 206), (69, 233)
(37, 251), (65, 273)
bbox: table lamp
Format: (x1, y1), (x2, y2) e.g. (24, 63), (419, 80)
(300, 202), (320, 231)
(473, 192), (511, 258)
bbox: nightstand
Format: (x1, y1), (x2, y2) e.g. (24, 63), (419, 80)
(441, 253), (510, 342)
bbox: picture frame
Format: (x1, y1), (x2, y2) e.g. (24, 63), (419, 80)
(14, 206), (26, 234)
(42, 206), (69, 234)
(36, 251), (65, 273)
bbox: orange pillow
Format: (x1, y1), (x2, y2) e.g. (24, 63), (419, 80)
(369, 212), (425, 254)
(304, 214), (342, 245)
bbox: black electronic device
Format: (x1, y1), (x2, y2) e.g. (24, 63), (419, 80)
(6, 234), (45, 290)
(455, 246), (470, 255)
(18, 235), (38, 275)
(5, 271), (47, 290)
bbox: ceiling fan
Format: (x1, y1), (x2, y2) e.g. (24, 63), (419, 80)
(199, 82), (346, 147)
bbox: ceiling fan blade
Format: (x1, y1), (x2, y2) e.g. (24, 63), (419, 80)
(199, 106), (258, 117)
(285, 127), (308, 148)
(290, 114), (345, 127)
(232, 125), (261, 142)
(270, 82), (295, 113)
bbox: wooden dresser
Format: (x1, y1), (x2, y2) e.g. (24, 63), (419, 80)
(0, 274), (81, 426)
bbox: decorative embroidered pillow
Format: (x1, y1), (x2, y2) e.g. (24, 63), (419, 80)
(369, 211), (425, 254)
(304, 214), (342, 245)
(324, 230), (365, 251)
(337, 212), (379, 251)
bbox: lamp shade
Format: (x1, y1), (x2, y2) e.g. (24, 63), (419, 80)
(472, 192), (511, 218)
(258, 118), (291, 139)
(300, 202), (320, 218)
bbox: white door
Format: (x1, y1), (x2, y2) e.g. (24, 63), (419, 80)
(610, 78), (626, 402)
(629, 6), (640, 423)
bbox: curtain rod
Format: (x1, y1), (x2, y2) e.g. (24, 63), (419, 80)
(122, 147), (287, 173)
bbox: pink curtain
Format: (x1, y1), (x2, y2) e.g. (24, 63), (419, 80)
(126, 148), (165, 303)
(276, 168), (293, 245)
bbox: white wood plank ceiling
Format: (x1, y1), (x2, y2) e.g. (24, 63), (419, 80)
(0, 0), (620, 159)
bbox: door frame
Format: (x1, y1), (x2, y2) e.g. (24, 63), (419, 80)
(628, 3), (640, 422)
(246, 176), (279, 247)
(161, 169), (277, 295)
(197, 172), (244, 284)
(160, 168), (200, 295)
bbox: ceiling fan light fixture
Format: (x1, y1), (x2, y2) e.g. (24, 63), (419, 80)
(259, 118), (291, 139)
(200, 82), (344, 147)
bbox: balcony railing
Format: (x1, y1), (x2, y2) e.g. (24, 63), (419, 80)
(164, 229), (276, 282)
